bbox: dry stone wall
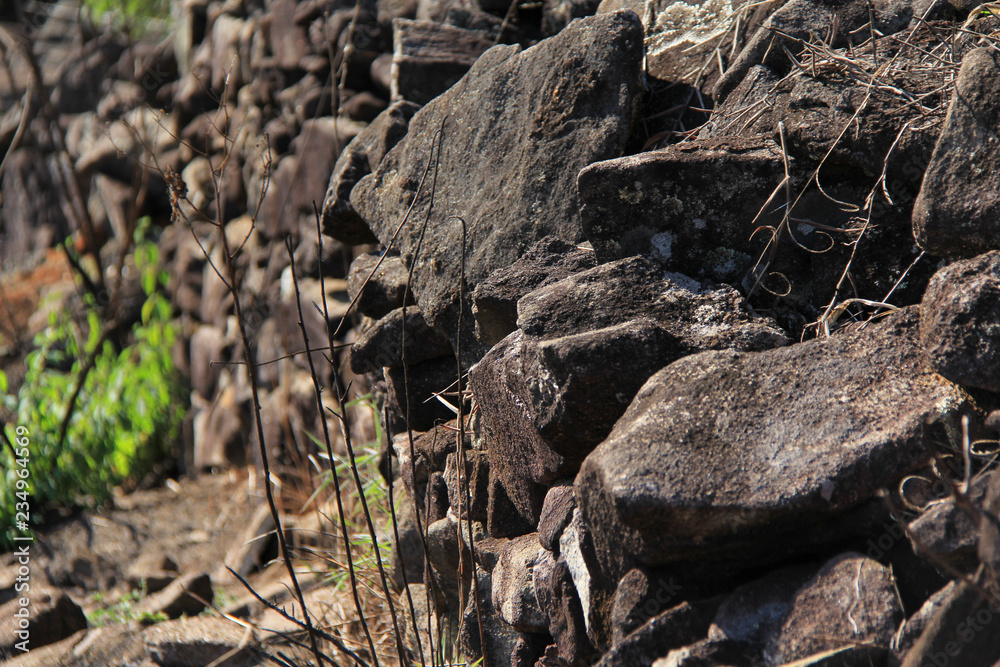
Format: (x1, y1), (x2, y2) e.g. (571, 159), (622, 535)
(3, 0), (1000, 664)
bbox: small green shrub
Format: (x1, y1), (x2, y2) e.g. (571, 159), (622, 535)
(0, 239), (186, 550)
(87, 581), (168, 626)
(82, 0), (172, 34)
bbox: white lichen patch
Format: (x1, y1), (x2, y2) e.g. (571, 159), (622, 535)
(644, 0), (735, 55)
(663, 271), (703, 293)
(650, 230), (675, 262)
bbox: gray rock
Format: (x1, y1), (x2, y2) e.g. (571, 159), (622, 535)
(384, 355), (462, 432)
(899, 577), (1000, 667)
(343, 91), (389, 123)
(192, 383), (250, 469)
(653, 639), (750, 667)
(920, 251), (1000, 392)
(576, 308), (971, 571)
(608, 568), (689, 647)
(889, 582), (956, 667)
(351, 306), (453, 374)
(709, 563), (818, 648)
(578, 138), (784, 280)
(713, 0), (910, 103)
(765, 553), (902, 665)
(346, 251), (416, 320)
(913, 48), (1000, 256)
(144, 616), (260, 666)
(906, 472), (992, 575)
(321, 101), (421, 245)
(599, 596), (716, 667)
(0, 588), (86, 656)
(391, 19), (496, 105)
(559, 508), (609, 646)
(534, 549), (597, 665)
(472, 257), (787, 523)
(269, 0), (311, 69)
(224, 504), (277, 578)
(426, 515), (466, 613)
(980, 469), (1000, 582)
(351, 11), (644, 357)
(542, 0), (602, 35)
(444, 449), (490, 524)
(488, 468), (538, 539)
(472, 236), (597, 347)
(462, 569), (544, 667)
(539, 484), (577, 552)
(390, 484), (427, 588)
(189, 324), (229, 399)
(492, 534), (548, 632)
(134, 571), (213, 620)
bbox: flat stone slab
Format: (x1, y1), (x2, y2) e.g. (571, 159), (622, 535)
(578, 138), (784, 281)
(577, 308), (972, 567)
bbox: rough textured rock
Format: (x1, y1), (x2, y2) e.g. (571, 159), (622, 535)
(608, 568), (690, 646)
(765, 553), (902, 664)
(134, 571), (213, 620)
(982, 469), (1000, 582)
(488, 468), (538, 539)
(472, 256), (788, 523)
(384, 355), (463, 432)
(713, 0), (911, 103)
(577, 308), (971, 572)
(906, 472), (992, 575)
(0, 588), (87, 657)
(920, 251), (1000, 392)
(390, 484), (427, 588)
(351, 306), (453, 373)
(321, 101), (421, 245)
(492, 533), (548, 632)
(535, 549), (597, 665)
(444, 448), (491, 523)
(462, 569), (545, 667)
(653, 639), (749, 667)
(539, 483), (577, 552)
(351, 11), (645, 357)
(578, 139), (784, 281)
(346, 251), (416, 320)
(900, 577), (1000, 667)
(708, 563), (818, 649)
(472, 236), (597, 347)
(598, 597), (716, 667)
(913, 48), (1000, 256)
(144, 616), (260, 666)
(890, 582), (956, 667)
(391, 19), (496, 105)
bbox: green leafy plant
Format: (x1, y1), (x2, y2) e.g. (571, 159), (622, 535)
(82, 0), (172, 34)
(87, 581), (168, 627)
(0, 238), (185, 550)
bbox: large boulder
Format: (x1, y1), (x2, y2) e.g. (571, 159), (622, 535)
(351, 11), (645, 357)
(577, 308), (972, 575)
